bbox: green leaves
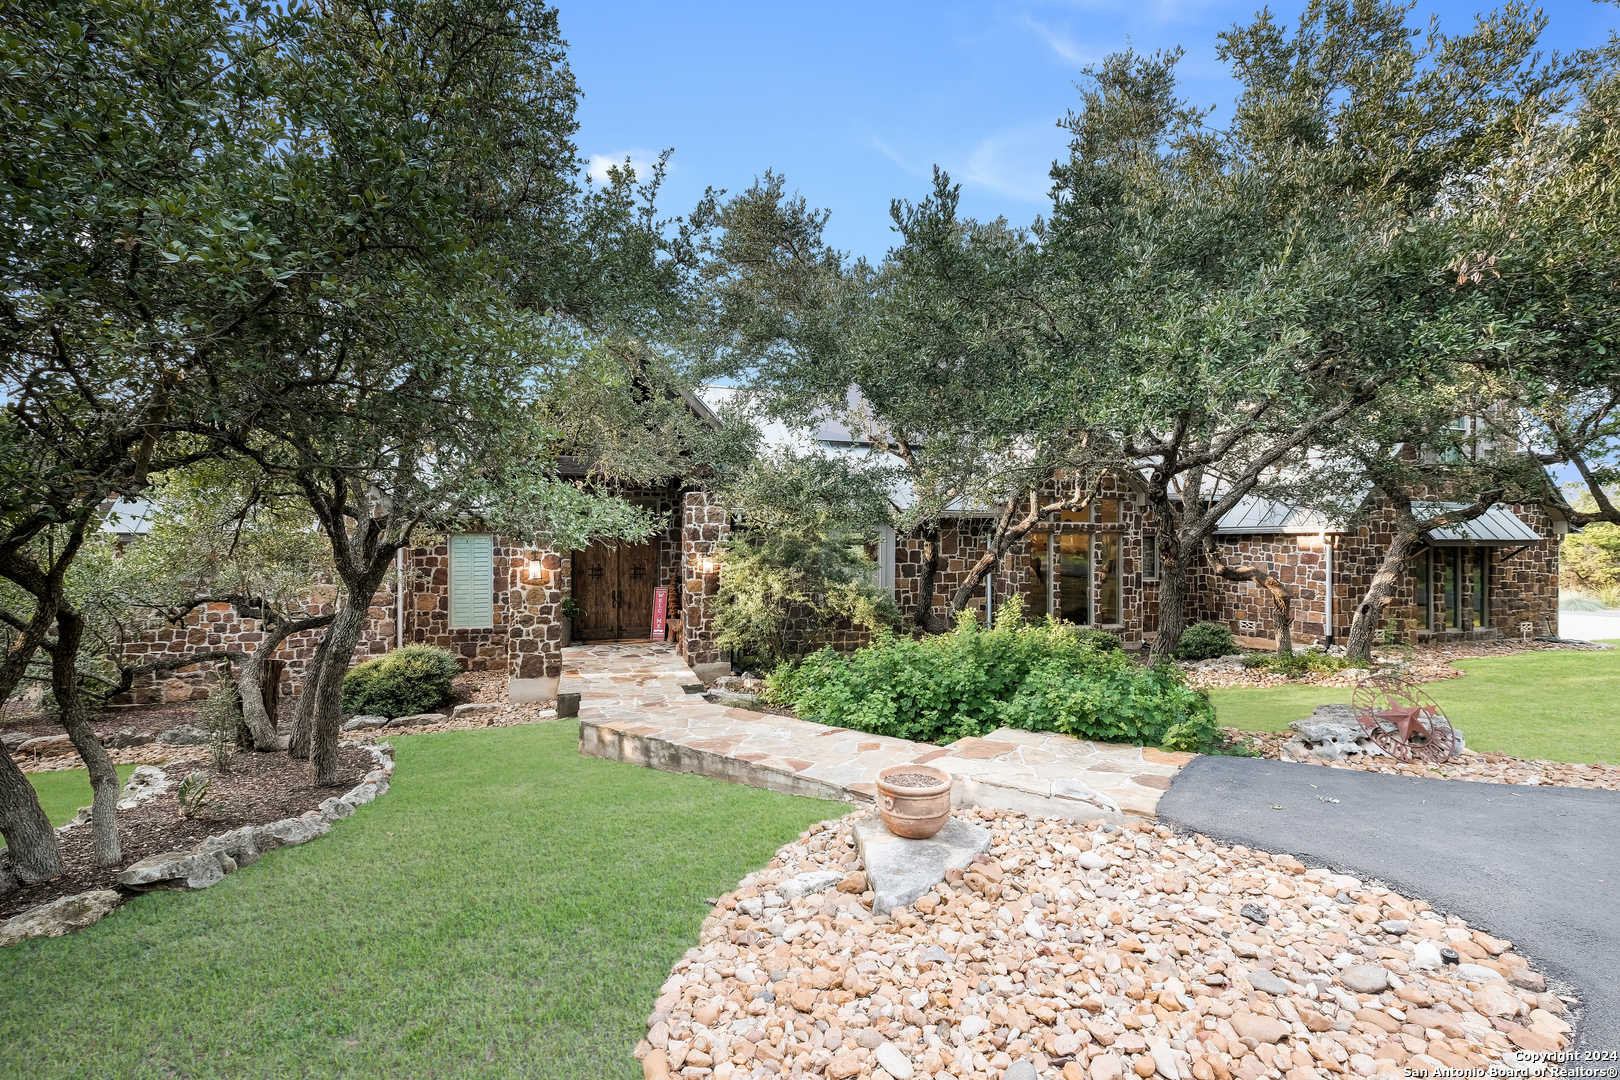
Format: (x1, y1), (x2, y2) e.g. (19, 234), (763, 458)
(774, 613), (1217, 751)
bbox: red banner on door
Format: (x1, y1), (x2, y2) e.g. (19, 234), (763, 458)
(650, 586), (668, 640)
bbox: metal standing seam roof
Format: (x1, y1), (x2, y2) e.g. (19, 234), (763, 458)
(1412, 501), (1543, 543)
(1213, 496), (1347, 535)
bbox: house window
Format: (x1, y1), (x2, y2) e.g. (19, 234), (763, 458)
(1094, 500), (1122, 625)
(1142, 535), (1159, 581)
(1028, 531), (1050, 618)
(1442, 548), (1460, 629)
(1471, 551), (1488, 627)
(449, 534), (495, 628)
(869, 525), (897, 598)
(1415, 550), (1430, 630)
(1043, 500), (1124, 626)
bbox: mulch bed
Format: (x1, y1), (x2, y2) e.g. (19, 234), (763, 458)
(1, 743), (372, 921)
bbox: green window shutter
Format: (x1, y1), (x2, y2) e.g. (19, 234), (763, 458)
(449, 534), (494, 628)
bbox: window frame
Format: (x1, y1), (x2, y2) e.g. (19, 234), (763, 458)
(448, 533), (496, 629)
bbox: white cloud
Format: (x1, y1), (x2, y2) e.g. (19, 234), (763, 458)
(585, 149), (664, 185)
(959, 120), (1066, 203)
(1019, 13), (1096, 65)
(869, 137), (928, 177)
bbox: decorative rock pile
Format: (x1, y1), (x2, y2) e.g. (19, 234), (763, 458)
(0, 744), (398, 947)
(1240, 728), (1620, 790)
(638, 808), (1571, 1080)
(1274, 708), (1468, 765)
(116, 743), (395, 891)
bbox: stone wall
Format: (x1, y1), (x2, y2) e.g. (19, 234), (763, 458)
(1192, 499), (1561, 647)
(114, 588), (393, 706)
(680, 490), (729, 669)
(402, 537), (514, 670)
(1194, 534), (1334, 645)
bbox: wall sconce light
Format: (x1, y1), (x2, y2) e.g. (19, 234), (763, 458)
(699, 558), (718, 573)
(526, 559), (544, 578)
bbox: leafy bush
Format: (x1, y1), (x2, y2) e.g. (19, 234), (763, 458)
(341, 644), (461, 718)
(769, 607), (1218, 752)
(1174, 621), (1236, 661)
(199, 669), (242, 769)
(1241, 650), (1355, 677)
(711, 450), (900, 668)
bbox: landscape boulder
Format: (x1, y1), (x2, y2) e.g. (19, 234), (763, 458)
(705, 689), (766, 710)
(1, 732), (31, 752)
(100, 728), (154, 749)
(15, 733), (74, 757)
(116, 765), (172, 810)
(1279, 705), (1387, 762)
(389, 713), (447, 726)
(1281, 703), (1466, 762)
(1186, 653), (1247, 672)
(341, 715), (388, 732)
(0, 890), (122, 947)
(159, 725), (213, 745)
(118, 815), (335, 891)
(450, 703), (500, 720)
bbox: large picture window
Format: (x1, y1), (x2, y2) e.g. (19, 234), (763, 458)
(1031, 501), (1123, 626)
(449, 534), (495, 628)
(1414, 547), (1488, 632)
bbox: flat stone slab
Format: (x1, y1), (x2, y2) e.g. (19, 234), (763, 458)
(568, 642), (1190, 820)
(852, 815), (991, 915)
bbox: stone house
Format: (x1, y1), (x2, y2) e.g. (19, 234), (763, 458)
(113, 398), (1572, 707)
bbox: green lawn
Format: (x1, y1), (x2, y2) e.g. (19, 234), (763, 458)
(27, 764), (139, 826)
(0, 722), (842, 1079)
(1209, 641), (1620, 764)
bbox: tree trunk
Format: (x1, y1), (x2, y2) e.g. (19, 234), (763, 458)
(240, 615), (333, 751)
(48, 607), (122, 866)
(910, 525), (948, 633)
(0, 754), (61, 884)
(309, 600), (373, 786)
(289, 630), (332, 760)
(1344, 527), (1427, 664)
(1202, 538), (1296, 656)
(1148, 533), (1191, 665)
(942, 485), (1099, 621)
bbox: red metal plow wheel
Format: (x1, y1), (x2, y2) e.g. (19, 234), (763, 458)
(1350, 675), (1457, 764)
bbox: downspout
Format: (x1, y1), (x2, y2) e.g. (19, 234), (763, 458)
(396, 547), (405, 651)
(1323, 535), (1334, 646)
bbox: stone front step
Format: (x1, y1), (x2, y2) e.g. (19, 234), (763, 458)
(565, 642), (1190, 821)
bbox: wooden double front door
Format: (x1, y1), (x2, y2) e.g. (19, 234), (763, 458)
(571, 540), (659, 641)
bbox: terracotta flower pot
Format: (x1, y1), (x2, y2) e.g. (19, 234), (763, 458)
(876, 764), (953, 839)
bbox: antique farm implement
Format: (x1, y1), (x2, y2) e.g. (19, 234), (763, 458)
(1350, 675), (1459, 763)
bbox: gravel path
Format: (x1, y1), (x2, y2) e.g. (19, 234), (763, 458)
(1156, 756), (1620, 1053)
(640, 807), (1570, 1080)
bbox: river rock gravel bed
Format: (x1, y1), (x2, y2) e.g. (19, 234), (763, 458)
(638, 808), (1572, 1080)
(1181, 640), (1609, 691)
(1227, 730), (1620, 791)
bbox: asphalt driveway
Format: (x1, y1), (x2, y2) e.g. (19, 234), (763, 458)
(1156, 756), (1620, 1050)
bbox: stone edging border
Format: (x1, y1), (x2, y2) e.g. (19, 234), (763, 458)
(0, 742), (396, 948)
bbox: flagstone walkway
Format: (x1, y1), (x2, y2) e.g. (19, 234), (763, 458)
(565, 642), (1190, 821)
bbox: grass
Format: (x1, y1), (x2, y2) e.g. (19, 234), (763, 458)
(0, 721), (843, 1079)
(26, 764), (140, 826)
(1209, 640), (1620, 765)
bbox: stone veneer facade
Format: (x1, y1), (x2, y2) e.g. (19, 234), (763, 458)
(116, 477), (1564, 706)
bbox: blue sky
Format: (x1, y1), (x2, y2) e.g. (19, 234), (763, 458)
(562, 0), (1618, 264)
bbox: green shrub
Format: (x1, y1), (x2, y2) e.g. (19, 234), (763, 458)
(1174, 621), (1236, 661)
(340, 644), (461, 718)
(1073, 628), (1123, 652)
(1241, 650), (1354, 677)
(769, 607), (1219, 751)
